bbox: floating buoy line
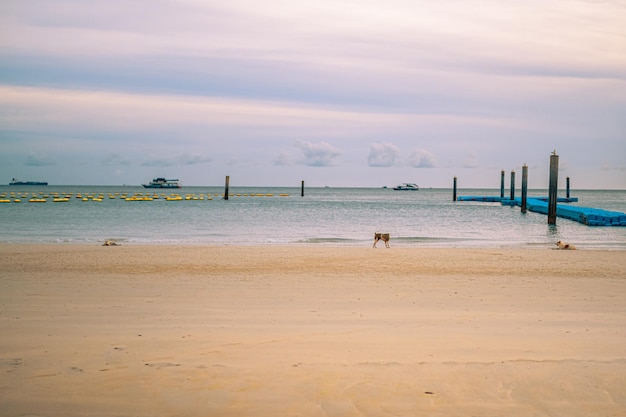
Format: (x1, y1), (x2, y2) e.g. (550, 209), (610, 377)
(0, 191), (290, 203)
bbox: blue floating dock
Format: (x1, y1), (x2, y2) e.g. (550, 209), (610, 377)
(457, 196), (625, 226)
(457, 196), (578, 203)
(457, 196), (504, 202)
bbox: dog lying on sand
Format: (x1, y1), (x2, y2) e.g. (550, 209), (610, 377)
(373, 232), (390, 248)
(555, 240), (576, 250)
(103, 240), (120, 246)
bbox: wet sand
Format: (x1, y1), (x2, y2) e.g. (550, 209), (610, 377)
(1, 244), (625, 416)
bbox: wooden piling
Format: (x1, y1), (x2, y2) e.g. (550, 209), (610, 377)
(500, 170), (505, 198)
(453, 177), (457, 201)
(224, 175), (230, 200)
(548, 152), (559, 224)
(566, 176), (570, 199)
(510, 170), (515, 200)
(301, 180), (304, 197)
(521, 164), (528, 213)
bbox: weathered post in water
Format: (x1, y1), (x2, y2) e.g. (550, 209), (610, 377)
(548, 151), (559, 224)
(521, 164), (528, 213)
(566, 176), (570, 199)
(500, 170), (505, 198)
(453, 177), (457, 201)
(301, 180), (304, 197)
(510, 170), (515, 200)
(224, 175), (230, 200)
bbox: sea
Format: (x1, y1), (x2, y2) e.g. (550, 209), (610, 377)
(1, 186), (625, 249)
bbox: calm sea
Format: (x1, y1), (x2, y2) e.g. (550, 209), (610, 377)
(1, 186), (625, 249)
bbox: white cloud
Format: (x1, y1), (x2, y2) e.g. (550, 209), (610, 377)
(463, 152), (479, 168)
(181, 153), (212, 165)
(601, 163), (626, 172)
(25, 152), (55, 166)
(102, 153), (130, 166)
(141, 158), (176, 167)
(407, 148), (437, 168)
(273, 150), (292, 166)
(140, 153), (212, 167)
(0, 85), (412, 134)
(368, 142), (400, 167)
(294, 140), (340, 167)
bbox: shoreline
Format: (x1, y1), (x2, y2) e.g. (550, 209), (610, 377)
(3, 240), (626, 250)
(2, 244), (625, 416)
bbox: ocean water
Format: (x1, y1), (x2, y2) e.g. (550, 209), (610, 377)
(1, 186), (625, 249)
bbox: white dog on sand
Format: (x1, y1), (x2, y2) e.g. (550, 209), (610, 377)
(555, 240), (576, 250)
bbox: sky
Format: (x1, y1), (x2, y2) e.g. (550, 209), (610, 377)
(1, 0), (625, 188)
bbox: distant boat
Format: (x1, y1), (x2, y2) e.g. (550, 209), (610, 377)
(142, 178), (182, 189)
(393, 183), (419, 191)
(9, 178), (48, 186)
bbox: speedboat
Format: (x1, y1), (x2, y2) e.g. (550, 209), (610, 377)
(393, 183), (419, 191)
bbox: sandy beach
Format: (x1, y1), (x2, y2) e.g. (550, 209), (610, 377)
(1, 244), (625, 416)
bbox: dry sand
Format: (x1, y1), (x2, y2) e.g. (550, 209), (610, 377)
(1, 244), (625, 417)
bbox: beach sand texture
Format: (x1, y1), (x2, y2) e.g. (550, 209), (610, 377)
(1, 244), (625, 416)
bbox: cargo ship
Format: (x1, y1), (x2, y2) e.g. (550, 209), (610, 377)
(9, 178), (48, 186)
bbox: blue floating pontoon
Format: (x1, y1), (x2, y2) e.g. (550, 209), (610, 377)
(457, 196), (504, 202)
(457, 196), (625, 226)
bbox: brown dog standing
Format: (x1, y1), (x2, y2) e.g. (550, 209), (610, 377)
(373, 232), (390, 248)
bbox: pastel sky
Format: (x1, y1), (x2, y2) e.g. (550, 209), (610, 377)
(1, 0), (625, 188)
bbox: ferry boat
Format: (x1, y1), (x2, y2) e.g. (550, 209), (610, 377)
(142, 178), (181, 189)
(393, 183), (419, 191)
(9, 178), (48, 186)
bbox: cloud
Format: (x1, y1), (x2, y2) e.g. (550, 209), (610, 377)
(463, 152), (479, 168)
(601, 163), (626, 172)
(102, 153), (130, 166)
(181, 153), (212, 165)
(25, 152), (55, 166)
(273, 150), (292, 166)
(141, 158), (175, 167)
(368, 142), (400, 167)
(294, 140), (341, 167)
(0, 85), (411, 136)
(141, 153), (212, 167)
(407, 148), (437, 168)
